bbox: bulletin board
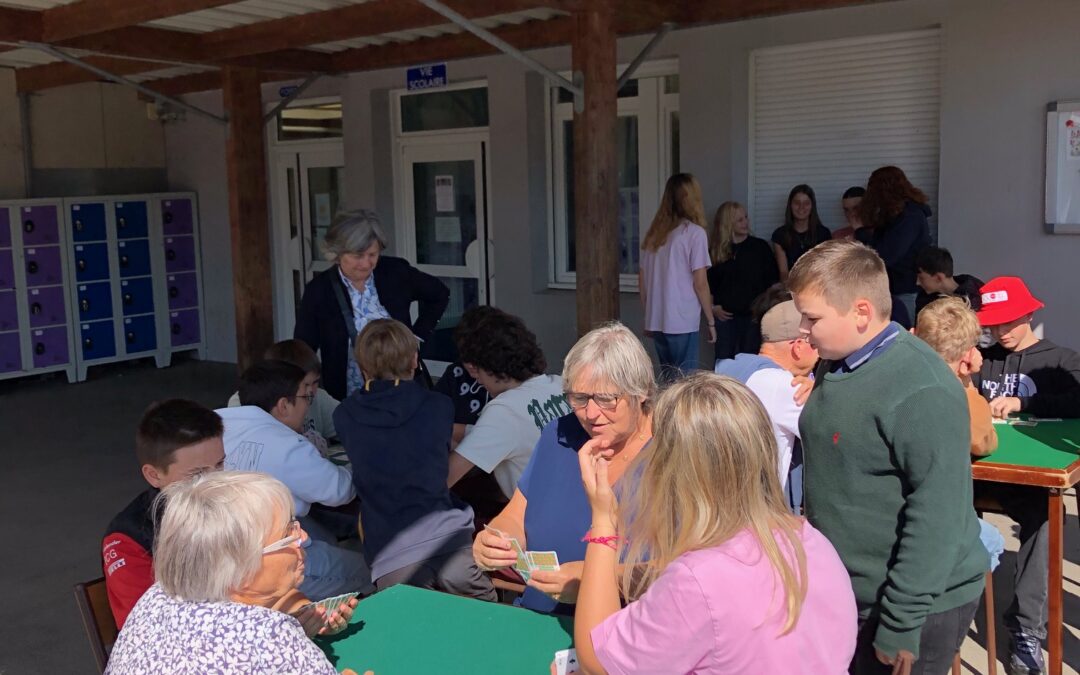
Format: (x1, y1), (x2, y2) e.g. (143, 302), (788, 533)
(1045, 100), (1080, 234)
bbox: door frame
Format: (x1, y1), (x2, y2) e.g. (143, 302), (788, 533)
(266, 97), (345, 340)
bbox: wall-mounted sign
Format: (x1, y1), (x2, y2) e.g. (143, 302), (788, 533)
(279, 85), (299, 99)
(407, 63), (448, 91)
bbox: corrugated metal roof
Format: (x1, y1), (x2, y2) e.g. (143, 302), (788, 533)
(0, 0), (566, 74)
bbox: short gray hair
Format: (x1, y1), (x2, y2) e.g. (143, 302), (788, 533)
(322, 209), (389, 262)
(153, 472), (294, 602)
(563, 322), (656, 411)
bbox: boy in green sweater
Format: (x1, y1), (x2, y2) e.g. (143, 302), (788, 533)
(788, 240), (988, 675)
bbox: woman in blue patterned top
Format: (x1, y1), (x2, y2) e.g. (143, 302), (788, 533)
(295, 209), (449, 400)
(106, 471), (371, 675)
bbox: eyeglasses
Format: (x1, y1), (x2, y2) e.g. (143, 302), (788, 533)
(566, 392), (621, 411)
(262, 519), (303, 555)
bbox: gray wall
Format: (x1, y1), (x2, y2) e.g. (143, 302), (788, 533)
(172, 0), (1080, 366)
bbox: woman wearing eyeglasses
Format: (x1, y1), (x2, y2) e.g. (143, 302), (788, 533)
(473, 323), (655, 615)
(106, 472), (373, 675)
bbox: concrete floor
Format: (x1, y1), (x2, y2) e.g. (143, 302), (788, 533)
(0, 357), (1077, 674)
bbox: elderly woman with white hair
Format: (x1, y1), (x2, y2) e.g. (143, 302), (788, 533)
(473, 323), (655, 615)
(105, 472), (371, 675)
(295, 209), (450, 401)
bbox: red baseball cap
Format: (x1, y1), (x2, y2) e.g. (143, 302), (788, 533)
(976, 276), (1044, 326)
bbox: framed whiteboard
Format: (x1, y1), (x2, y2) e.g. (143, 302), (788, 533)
(1045, 100), (1080, 234)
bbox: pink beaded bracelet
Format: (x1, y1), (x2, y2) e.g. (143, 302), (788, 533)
(581, 534), (620, 550)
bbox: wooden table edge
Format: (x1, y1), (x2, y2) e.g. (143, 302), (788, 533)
(972, 458), (1080, 489)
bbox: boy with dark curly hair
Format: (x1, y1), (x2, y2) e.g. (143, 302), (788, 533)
(447, 306), (568, 499)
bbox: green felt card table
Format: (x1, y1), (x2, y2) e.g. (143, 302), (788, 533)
(972, 419), (1080, 675)
(317, 584), (573, 674)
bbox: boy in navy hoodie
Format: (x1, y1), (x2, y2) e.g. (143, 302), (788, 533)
(334, 318), (496, 600)
(973, 276), (1080, 675)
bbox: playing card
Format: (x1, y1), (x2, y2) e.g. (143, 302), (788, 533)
(527, 551), (560, 571)
(553, 648), (579, 675)
(484, 524), (533, 581)
(300, 591), (358, 616)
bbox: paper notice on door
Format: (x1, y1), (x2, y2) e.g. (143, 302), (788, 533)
(1067, 116), (1080, 159)
(435, 175), (455, 212)
(314, 193), (333, 226)
(435, 216), (462, 243)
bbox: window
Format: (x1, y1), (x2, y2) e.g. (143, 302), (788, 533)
(550, 61), (679, 289)
(276, 101), (343, 142)
(750, 29), (942, 237)
(399, 85), (489, 133)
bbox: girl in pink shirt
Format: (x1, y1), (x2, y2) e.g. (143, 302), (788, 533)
(572, 373), (857, 675)
(639, 174), (716, 377)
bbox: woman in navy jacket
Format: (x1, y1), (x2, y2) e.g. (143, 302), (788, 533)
(295, 209), (449, 401)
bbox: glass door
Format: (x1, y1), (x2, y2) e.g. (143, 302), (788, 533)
(270, 145), (344, 339)
(400, 140), (489, 372)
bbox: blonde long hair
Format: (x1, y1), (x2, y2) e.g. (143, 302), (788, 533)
(617, 373), (809, 634)
(642, 173), (707, 252)
(709, 201), (744, 264)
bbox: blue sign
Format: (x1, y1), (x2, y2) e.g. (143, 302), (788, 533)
(279, 85), (298, 99)
(407, 63), (448, 91)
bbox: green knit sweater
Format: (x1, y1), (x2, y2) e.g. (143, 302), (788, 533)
(801, 329), (988, 658)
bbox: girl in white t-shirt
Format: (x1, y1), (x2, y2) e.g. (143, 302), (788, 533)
(639, 174), (716, 378)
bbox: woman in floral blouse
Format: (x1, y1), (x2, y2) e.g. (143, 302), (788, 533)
(106, 472), (372, 675)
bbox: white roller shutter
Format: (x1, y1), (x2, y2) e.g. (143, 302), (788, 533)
(750, 29), (942, 237)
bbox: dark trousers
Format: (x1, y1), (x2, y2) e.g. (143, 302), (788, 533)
(850, 597), (980, 675)
(712, 314), (754, 364)
(975, 482), (1051, 638)
(375, 547), (497, 602)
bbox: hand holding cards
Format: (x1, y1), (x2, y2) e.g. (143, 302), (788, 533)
(297, 591), (359, 636)
(483, 524), (560, 582)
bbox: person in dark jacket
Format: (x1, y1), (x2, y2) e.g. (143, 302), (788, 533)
(860, 166), (932, 324)
(913, 245), (984, 322)
(333, 318), (496, 600)
(295, 209), (450, 401)
(707, 201), (778, 362)
(972, 276), (1080, 675)
(770, 184), (831, 281)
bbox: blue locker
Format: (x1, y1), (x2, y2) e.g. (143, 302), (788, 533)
(80, 320), (116, 360)
(116, 239), (151, 278)
(76, 282), (113, 322)
(70, 203), (107, 242)
(123, 315), (157, 354)
(115, 202), (149, 240)
(120, 277), (154, 316)
(73, 243), (110, 282)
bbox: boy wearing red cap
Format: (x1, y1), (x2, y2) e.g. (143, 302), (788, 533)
(973, 275), (1080, 674)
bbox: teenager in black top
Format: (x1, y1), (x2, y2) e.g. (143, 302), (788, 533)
(770, 184), (831, 281)
(708, 201), (779, 363)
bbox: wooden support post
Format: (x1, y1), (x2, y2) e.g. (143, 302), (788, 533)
(222, 66), (273, 371)
(571, 2), (619, 336)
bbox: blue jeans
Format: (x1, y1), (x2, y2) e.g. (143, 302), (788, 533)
(298, 538), (375, 599)
(653, 331), (699, 380)
(979, 518), (1005, 572)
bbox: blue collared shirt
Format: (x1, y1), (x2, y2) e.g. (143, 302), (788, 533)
(339, 268), (390, 395)
(831, 322), (902, 374)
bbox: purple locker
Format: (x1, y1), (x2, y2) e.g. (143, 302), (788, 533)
(163, 236), (196, 273)
(0, 332), (20, 373)
(21, 205), (60, 246)
(0, 290), (16, 331)
(161, 199), (194, 236)
(169, 309), (200, 347)
(0, 208), (10, 247)
(0, 249), (13, 289)
(24, 246), (64, 287)
(31, 326), (68, 368)
(27, 286), (67, 328)
(167, 273), (198, 309)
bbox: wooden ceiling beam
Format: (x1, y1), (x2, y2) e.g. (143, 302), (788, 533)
(0, 5), (42, 42)
(41, 0), (236, 43)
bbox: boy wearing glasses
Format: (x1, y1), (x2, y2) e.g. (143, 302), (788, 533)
(715, 298), (818, 509)
(102, 399), (225, 629)
(217, 360), (371, 600)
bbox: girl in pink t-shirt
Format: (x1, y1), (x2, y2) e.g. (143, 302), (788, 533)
(639, 174), (716, 377)
(571, 373), (857, 675)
